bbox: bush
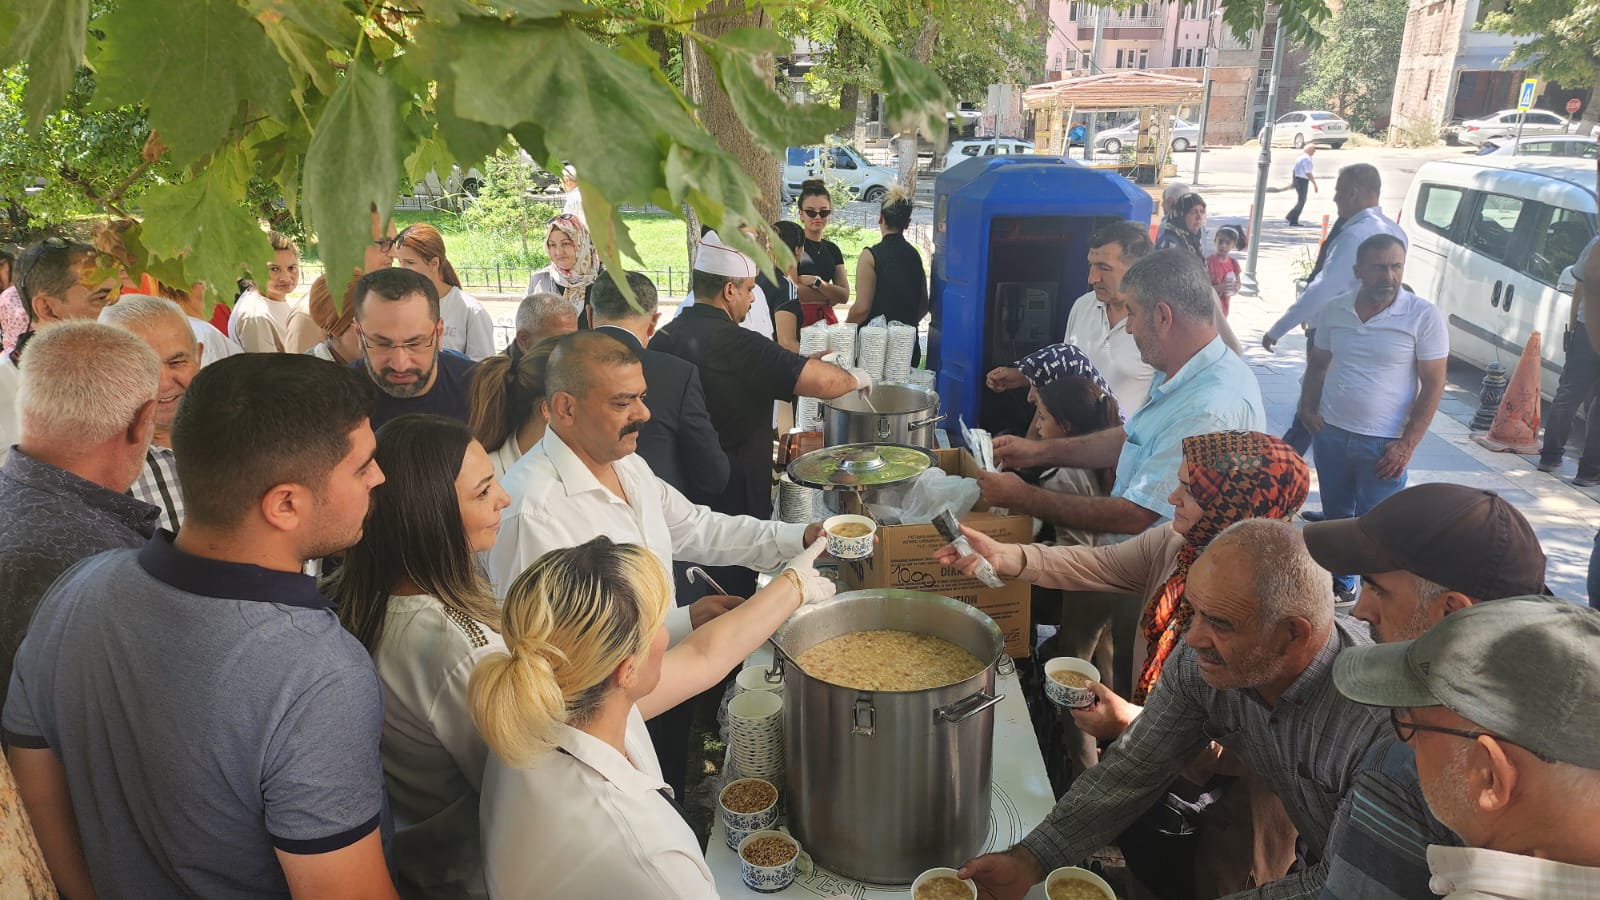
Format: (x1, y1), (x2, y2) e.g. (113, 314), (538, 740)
(1390, 116), (1441, 148)
(460, 152), (562, 268)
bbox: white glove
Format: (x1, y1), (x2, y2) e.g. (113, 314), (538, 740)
(782, 538), (836, 605)
(848, 367), (874, 395)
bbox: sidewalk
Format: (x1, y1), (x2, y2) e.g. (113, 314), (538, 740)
(1218, 216), (1596, 602)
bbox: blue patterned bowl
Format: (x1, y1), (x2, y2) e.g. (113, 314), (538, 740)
(738, 830), (802, 893)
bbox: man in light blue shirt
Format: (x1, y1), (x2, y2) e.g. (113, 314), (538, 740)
(991, 249), (1265, 535)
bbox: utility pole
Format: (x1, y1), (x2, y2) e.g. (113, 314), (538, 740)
(1191, 9), (1219, 184)
(1240, 10), (1284, 297)
(1084, 3), (1107, 160)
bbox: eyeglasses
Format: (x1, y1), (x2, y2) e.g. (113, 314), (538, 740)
(802, 208), (832, 219)
(372, 236), (397, 253)
(1389, 710), (1553, 762)
(359, 329), (438, 355)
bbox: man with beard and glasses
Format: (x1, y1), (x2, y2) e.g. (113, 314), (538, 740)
(960, 518), (1390, 900)
(3, 354), (397, 899)
(1333, 597), (1600, 899)
(1297, 234), (1447, 600)
(489, 331), (825, 646)
(351, 267), (476, 429)
(1305, 483), (1548, 900)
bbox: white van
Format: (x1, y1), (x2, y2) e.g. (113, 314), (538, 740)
(1401, 158), (1596, 399)
(783, 145), (897, 202)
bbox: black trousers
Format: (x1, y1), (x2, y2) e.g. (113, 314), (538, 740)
(1287, 177), (1309, 225)
(1540, 326), (1600, 476)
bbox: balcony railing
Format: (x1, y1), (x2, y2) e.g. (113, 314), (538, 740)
(1077, 13), (1165, 27)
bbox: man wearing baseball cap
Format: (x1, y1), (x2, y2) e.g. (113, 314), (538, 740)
(1332, 597), (1600, 898)
(1305, 483), (1549, 900)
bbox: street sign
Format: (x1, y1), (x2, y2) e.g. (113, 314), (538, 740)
(1517, 79), (1538, 112)
(1569, 98), (1583, 115)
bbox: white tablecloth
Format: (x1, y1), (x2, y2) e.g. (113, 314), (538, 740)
(706, 647), (1053, 898)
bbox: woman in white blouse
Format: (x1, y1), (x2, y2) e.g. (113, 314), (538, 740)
(471, 536), (832, 899)
(330, 414), (512, 898)
(393, 223), (496, 360)
(465, 335), (560, 479)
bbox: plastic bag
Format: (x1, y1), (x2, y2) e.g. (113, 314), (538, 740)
(869, 467), (981, 525)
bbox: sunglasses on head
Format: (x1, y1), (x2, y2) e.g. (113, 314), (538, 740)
(802, 208), (832, 219)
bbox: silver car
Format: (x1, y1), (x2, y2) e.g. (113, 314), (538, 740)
(1456, 109), (1570, 147)
(1479, 135), (1598, 159)
(1263, 110), (1349, 149)
(1093, 117), (1200, 155)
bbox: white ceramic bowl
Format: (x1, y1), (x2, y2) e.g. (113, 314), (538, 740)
(823, 514), (876, 560)
(738, 830), (804, 893)
(1044, 866), (1116, 900)
(911, 866), (977, 899)
(719, 778), (780, 833)
(1043, 657), (1100, 710)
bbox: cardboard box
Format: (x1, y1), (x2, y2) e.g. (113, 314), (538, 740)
(835, 449), (1035, 657)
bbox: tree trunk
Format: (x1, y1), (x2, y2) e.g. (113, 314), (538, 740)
(682, 1), (780, 264)
(895, 19), (943, 195)
(839, 83), (860, 139)
(0, 755), (53, 898)
(1581, 68), (1600, 136)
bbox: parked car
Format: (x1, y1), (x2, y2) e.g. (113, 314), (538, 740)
(944, 138), (1035, 170)
(783, 145), (898, 202)
(1400, 157), (1597, 400)
(1262, 110), (1349, 149)
(1455, 109), (1570, 147)
(1093, 117), (1200, 155)
(1479, 135), (1599, 158)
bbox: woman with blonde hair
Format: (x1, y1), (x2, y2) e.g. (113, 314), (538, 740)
(466, 334), (560, 477)
(330, 414), (512, 898)
(473, 536), (831, 898)
(525, 213), (602, 315)
(848, 187), (927, 365)
(394, 222), (496, 360)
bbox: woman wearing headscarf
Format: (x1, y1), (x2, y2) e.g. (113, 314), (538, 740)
(939, 430), (1309, 897)
(526, 213), (602, 317)
(1154, 192), (1207, 260)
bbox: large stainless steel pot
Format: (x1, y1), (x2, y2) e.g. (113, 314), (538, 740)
(770, 589), (1004, 884)
(821, 383), (940, 448)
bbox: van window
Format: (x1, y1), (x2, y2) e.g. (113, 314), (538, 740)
(786, 147), (814, 167)
(1526, 206), (1594, 286)
(1466, 193), (1526, 263)
(962, 145), (981, 157)
(1416, 184), (1465, 239)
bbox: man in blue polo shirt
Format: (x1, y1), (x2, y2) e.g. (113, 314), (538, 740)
(3, 354), (397, 899)
(351, 266), (476, 429)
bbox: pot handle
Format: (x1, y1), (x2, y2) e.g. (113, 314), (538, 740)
(908, 414), (945, 430)
(936, 691), (1005, 724)
(876, 415), (892, 440)
(764, 650), (785, 685)
(851, 698), (876, 736)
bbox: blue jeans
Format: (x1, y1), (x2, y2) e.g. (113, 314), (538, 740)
(1313, 423), (1409, 593)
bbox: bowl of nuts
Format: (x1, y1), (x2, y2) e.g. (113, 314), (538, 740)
(719, 777), (779, 835)
(737, 829), (808, 893)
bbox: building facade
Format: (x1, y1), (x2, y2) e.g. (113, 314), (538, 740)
(1389, 0), (1526, 130)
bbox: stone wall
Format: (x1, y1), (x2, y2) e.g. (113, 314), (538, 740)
(1390, 0), (1466, 130)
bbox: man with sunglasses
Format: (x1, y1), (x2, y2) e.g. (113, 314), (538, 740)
(350, 267), (476, 429)
(1333, 597), (1600, 898)
(1305, 483), (1548, 900)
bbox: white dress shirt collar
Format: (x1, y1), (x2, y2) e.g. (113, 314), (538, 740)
(1428, 844), (1600, 899)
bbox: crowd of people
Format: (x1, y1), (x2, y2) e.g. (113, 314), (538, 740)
(0, 160), (1595, 900)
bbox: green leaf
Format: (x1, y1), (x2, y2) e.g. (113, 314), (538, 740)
(877, 46), (951, 138)
(699, 34), (850, 155)
(93, 0), (294, 165)
(0, 0), (90, 125)
(138, 168), (273, 299)
(246, 0), (360, 50)
(493, 0), (595, 19)
(261, 16), (338, 98)
(712, 27), (792, 58)
(302, 59), (406, 303)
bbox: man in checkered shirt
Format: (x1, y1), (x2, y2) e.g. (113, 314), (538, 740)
(102, 295), (198, 532)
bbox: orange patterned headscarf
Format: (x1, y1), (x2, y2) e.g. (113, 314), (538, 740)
(1134, 431), (1310, 702)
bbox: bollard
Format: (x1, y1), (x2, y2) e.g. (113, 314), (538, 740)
(1245, 204), (1254, 249)
(1472, 362), (1509, 431)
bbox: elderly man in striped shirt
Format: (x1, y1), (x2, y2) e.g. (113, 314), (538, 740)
(102, 295), (200, 532)
(957, 518), (1390, 899)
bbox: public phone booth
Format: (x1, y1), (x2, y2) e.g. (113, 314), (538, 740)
(929, 156), (1153, 436)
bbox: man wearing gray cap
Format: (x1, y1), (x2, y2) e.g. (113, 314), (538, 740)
(1333, 597), (1600, 898)
(1305, 483), (1549, 900)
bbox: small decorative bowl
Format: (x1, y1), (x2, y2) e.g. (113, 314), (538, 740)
(1045, 866), (1116, 899)
(823, 513), (876, 560)
(718, 778), (779, 833)
(735, 665), (783, 695)
(912, 866), (977, 899)
(738, 829), (808, 893)
(1043, 657), (1100, 710)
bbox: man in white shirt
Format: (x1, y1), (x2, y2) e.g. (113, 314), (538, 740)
(513, 291), (578, 353)
(1286, 145), (1318, 226)
(489, 331), (824, 641)
(1333, 597), (1600, 900)
(100, 295), (201, 532)
(229, 232), (299, 352)
(1297, 234), (1446, 598)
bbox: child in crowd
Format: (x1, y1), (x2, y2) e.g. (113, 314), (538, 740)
(1207, 225), (1244, 316)
(1029, 376), (1122, 547)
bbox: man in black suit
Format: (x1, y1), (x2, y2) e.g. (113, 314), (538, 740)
(590, 270), (734, 797)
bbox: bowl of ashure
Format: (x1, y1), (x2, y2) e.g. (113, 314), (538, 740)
(822, 513), (877, 559)
(768, 589), (1006, 884)
(912, 867), (977, 899)
(1045, 866), (1116, 900)
(1043, 657), (1100, 710)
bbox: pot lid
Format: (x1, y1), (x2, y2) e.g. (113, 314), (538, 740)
(786, 442), (938, 491)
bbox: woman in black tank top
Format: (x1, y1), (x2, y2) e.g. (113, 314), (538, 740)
(848, 189), (928, 365)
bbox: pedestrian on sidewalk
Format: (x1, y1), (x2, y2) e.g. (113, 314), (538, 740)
(1263, 164), (1406, 458)
(1207, 225), (1244, 316)
(1538, 236), (1600, 484)
(1286, 145), (1317, 226)
(1155, 193), (1207, 260)
(1297, 234), (1447, 598)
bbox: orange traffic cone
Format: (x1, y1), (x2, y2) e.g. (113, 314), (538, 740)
(1473, 331), (1543, 454)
